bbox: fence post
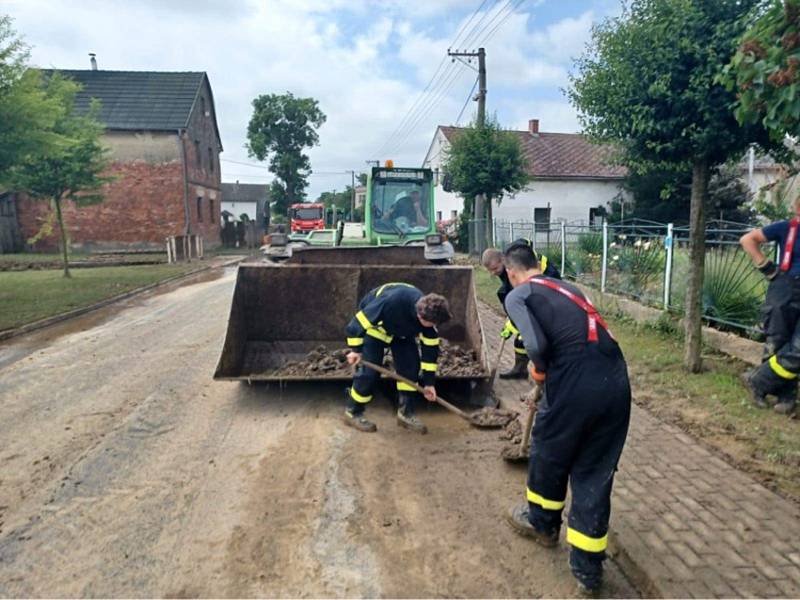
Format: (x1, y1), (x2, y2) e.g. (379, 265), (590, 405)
(601, 221), (608, 293)
(493, 219), (497, 248)
(532, 221), (537, 250)
(560, 221), (566, 275)
(510, 221), (515, 242)
(663, 223), (674, 309)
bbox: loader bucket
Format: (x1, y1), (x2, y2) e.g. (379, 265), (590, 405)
(213, 263), (489, 382)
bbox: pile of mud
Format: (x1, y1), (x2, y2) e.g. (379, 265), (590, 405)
(274, 340), (483, 378)
(468, 407), (518, 428)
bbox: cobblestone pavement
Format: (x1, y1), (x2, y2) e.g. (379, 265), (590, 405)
(479, 302), (800, 599)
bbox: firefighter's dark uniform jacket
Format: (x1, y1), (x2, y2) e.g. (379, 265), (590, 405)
(345, 283), (439, 409)
(505, 275), (630, 588)
(750, 218), (800, 404)
(498, 256), (561, 355)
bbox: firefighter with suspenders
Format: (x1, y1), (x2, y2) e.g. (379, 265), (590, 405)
(741, 202), (800, 416)
(500, 240), (631, 595)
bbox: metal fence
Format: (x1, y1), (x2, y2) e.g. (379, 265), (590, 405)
(468, 217), (770, 337)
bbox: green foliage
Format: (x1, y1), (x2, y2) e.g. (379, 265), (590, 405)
(0, 16), (65, 185)
(702, 248), (766, 328)
(570, 0), (773, 173)
(577, 231), (603, 255)
(317, 186), (357, 219)
(670, 246), (767, 329)
(610, 162), (755, 224)
(753, 172), (797, 221)
(722, 0), (800, 140)
(442, 116), (529, 218)
(9, 72), (110, 277)
(246, 92), (326, 214)
(608, 237), (666, 296)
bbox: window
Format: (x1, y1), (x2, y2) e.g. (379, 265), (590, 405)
(194, 140), (201, 168)
(589, 206), (607, 227)
(208, 148), (214, 173)
(534, 207), (551, 225)
(201, 96), (206, 117)
(451, 210), (458, 220)
(436, 211), (442, 222)
(197, 196), (204, 222)
(209, 199), (215, 223)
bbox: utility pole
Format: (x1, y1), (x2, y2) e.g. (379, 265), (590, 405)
(348, 170), (356, 221)
(447, 47), (486, 126)
(365, 160), (380, 168)
(448, 47), (488, 247)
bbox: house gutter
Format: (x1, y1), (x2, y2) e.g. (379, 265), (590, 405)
(178, 128), (191, 235)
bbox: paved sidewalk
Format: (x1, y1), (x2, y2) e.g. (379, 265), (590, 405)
(479, 302), (800, 599)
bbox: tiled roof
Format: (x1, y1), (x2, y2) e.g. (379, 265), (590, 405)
(221, 182), (269, 203)
(45, 70), (206, 131)
(438, 126), (627, 180)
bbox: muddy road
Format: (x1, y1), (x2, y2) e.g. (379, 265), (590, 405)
(0, 268), (637, 597)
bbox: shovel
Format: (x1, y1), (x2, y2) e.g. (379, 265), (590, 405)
(359, 360), (515, 429)
(502, 383), (542, 462)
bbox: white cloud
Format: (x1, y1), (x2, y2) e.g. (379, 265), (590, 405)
(2, 0), (600, 199)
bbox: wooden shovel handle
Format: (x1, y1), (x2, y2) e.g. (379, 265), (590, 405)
(521, 384), (542, 455)
(359, 359), (468, 419)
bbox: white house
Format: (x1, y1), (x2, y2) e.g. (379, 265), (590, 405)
(422, 119), (629, 226)
(220, 181), (268, 222)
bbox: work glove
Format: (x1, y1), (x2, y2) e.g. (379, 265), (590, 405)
(756, 258), (780, 281)
(529, 365), (546, 383)
(500, 319), (518, 340)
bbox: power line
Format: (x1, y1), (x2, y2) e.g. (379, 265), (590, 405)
(453, 0), (501, 51)
(458, 0), (505, 49)
(374, 0), (495, 158)
(474, 0), (527, 47)
(389, 62), (470, 153)
(456, 76), (480, 125)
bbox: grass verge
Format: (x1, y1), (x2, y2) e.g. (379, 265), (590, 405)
(0, 263), (199, 331)
(471, 262), (800, 501)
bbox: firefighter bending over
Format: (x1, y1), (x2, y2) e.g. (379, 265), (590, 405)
(501, 240), (631, 595)
(343, 283), (452, 434)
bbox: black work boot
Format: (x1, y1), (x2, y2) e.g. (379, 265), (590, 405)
(343, 409), (377, 432)
(397, 393), (427, 434)
(343, 388), (377, 432)
(505, 504), (558, 547)
(500, 354), (529, 379)
(744, 368), (773, 409)
(774, 381), (797, 416)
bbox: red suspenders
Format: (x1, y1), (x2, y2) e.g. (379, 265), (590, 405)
(529, 277), (614, 342)
(780, 218), (799, 272)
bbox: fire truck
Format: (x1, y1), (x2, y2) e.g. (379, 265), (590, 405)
(288, 203), (325, 233)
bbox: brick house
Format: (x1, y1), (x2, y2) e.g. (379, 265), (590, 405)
(423, 119), (628, 225)
(16, 69), (223, 251)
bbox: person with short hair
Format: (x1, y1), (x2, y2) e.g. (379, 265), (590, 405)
(740, 202), (800, 416)
(501, 240), (631, 595)
(343, 283), (452, 434)
(481, 241), (561, 379)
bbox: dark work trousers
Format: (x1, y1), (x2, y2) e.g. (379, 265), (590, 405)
(526, 345), (631, 588)
(753, 273), (800, 399)
(347, 335), (422, 415)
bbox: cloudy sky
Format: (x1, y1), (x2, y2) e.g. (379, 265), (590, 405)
(4, 0), (620, 200)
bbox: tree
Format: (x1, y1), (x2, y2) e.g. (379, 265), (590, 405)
(0, 15), (64, 185)
(442, 117), (529, 245)
(610, 162), (755, 224)
(318, 186), (361, 221)
(246, 92), (326, 215)
(569, 0), (780, 372)
(722, 0), (800, 140)
(10, 73), (110, 277)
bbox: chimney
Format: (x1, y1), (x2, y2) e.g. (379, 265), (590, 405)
(89, 53), (97, 70)
(528, 119), (539, 135)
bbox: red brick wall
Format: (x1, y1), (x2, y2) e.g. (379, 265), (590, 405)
(183, 77), (222, 247)
(17, 160), (187, 251)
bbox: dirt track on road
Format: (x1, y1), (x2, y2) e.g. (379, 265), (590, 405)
(0, 268), (637, 597)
